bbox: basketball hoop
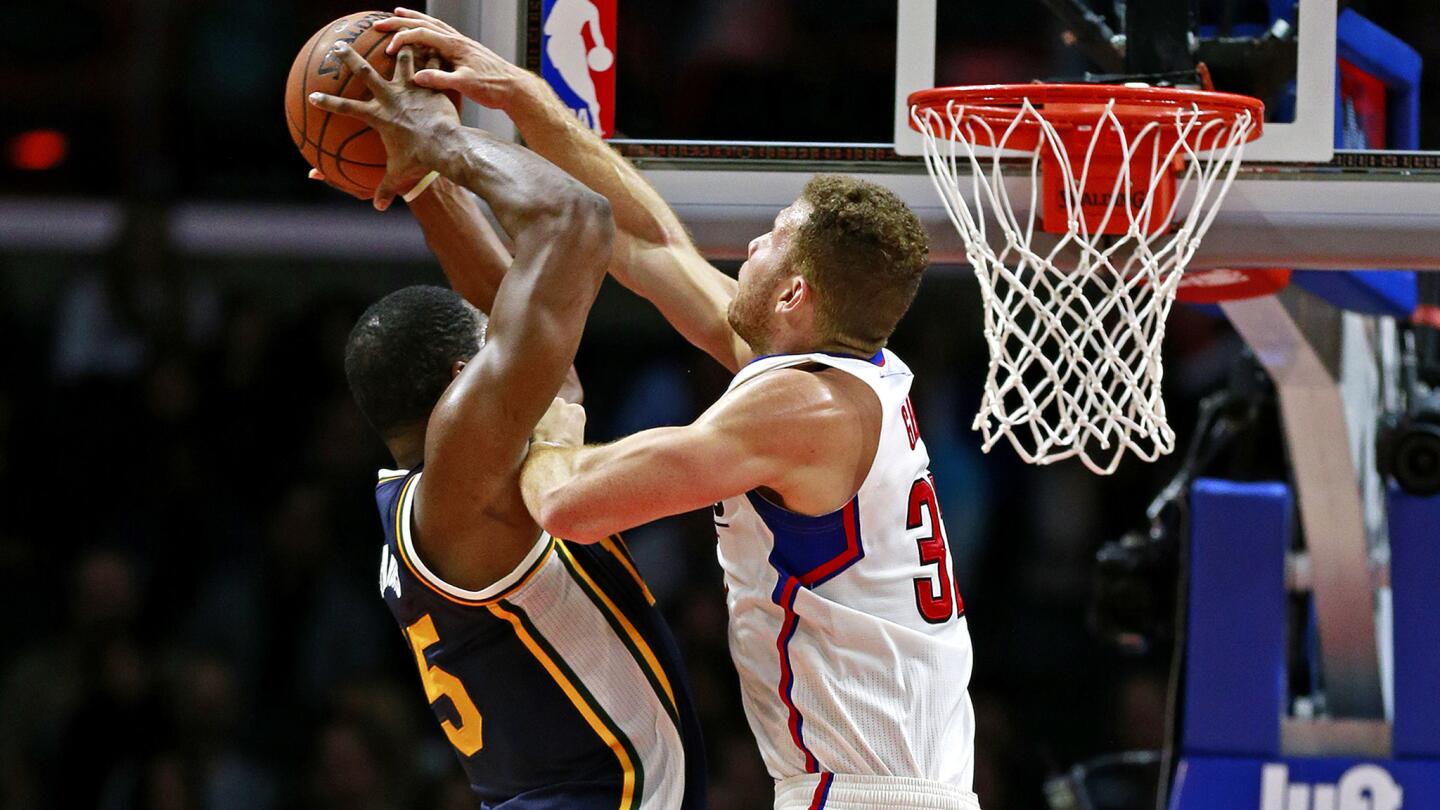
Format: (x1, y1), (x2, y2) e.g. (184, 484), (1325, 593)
(909, 83), (1263, 474)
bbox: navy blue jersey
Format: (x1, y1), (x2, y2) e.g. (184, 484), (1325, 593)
(374, 468), (706, 809)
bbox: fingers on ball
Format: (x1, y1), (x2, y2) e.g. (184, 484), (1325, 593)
(395, 45), (415, 79)
(394, 27), (455, 57)
(333, 43), (386, 94)
(309, 92), (369, 119)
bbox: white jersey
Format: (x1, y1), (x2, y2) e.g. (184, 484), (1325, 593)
(714, 350), (977, 807)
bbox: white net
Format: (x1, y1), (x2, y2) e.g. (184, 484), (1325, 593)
(913, 93), (1258, 474)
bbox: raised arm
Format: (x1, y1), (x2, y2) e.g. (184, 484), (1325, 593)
(314, 160), (583, 401)
(419, 133), (611, 543)
(378, 9), (752, 371)
(407, 177), (583, 401)
(408, 175), (509, 310)
(312, 42), (612, 544)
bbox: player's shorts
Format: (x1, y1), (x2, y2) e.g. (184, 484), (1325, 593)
(774, 773), (982, 810)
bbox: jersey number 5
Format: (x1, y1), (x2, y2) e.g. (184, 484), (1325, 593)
(405, 614), (484, 755)
(908, 476), (964, 623)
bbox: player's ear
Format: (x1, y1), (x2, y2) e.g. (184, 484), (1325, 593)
(775, 275), (807, 314)
(451, 359), (467, 379)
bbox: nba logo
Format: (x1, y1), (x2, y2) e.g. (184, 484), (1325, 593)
(540, 0), (617, 137)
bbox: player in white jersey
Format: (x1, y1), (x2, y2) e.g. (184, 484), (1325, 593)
(711, 350), (975, 802)
(379, 11), (980, 808)
(520, 197), (981, 810)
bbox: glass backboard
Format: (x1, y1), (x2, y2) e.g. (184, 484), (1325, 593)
(448, 0), (1440, 271)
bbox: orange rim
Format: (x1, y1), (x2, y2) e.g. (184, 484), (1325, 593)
(908, 83), (1264, 146)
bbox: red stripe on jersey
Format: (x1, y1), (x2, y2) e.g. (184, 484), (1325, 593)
(774, 575), (819, 772)
(808, 772), (834, 809)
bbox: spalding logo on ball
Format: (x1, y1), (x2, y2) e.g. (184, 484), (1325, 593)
(284, 10), (459, 198)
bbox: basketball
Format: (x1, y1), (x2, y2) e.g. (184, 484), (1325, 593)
(285, 11), (398, 197)
(285, 11), (461, 198)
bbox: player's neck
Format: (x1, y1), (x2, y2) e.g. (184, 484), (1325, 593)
(773, 333), (880, 361)
(385, 429), (426, 471)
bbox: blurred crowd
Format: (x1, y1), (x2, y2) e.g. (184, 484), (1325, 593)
(0, 203), (1248, 809)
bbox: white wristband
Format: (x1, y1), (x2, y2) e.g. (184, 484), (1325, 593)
(402, 170), (441, 203)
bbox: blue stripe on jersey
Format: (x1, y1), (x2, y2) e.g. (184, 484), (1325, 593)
(742, 349), (886, 369)
(748, 491), (866, 601)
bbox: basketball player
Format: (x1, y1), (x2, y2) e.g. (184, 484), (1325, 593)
(379, 12), (980, 810)
(308, 43), (705, 808)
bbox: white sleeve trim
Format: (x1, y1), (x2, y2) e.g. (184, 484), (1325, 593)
(397, 472), (553, 601)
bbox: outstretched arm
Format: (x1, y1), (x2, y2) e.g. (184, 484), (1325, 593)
(312, 42), (612, 555)
(520, 370), (866, 542)
(377, 9), (752, 371)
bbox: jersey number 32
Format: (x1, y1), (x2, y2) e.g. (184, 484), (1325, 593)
(908, 476), (965, 624)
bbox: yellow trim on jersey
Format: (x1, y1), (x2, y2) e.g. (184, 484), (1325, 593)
(391, 475), (556, 607)
(487, 602), (637, 810)
(600, 535), (656, 606)
(557, 542), (677, 714)
(377, 473), (408, 486)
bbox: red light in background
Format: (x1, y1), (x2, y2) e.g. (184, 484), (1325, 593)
(9, 130), (69, 171)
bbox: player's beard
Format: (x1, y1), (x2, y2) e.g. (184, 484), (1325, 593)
(727, 274), (778, 356)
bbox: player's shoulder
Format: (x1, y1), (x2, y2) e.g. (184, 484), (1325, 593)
(375, 467), (416, 508)
(714, 364), (874, 440)
(376, 468), (411, 487)
(727, 363), (840, 408)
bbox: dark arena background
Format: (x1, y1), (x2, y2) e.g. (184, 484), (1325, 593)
(3, 2), (1440, 809)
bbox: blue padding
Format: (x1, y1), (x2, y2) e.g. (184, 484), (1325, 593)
(1170, 756), (1440, 810)
(1388, 487), (1440, 759)
(1337, 9), (1423, 150)
(1183, 479), (1291, 758)
(1291, 270), (1417, 318)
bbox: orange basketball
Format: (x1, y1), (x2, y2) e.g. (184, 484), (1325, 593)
(285, 11), (459, 198)
(285, 11), (395, 197)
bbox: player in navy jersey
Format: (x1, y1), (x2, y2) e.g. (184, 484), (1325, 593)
(310, 43), (705, 809)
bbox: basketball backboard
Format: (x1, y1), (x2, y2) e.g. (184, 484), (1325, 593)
(893, 0), (1336, 162)
(434, 0), (1440, 270)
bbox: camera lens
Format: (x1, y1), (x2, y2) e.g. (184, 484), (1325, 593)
(1394, 423), (1440, 497)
